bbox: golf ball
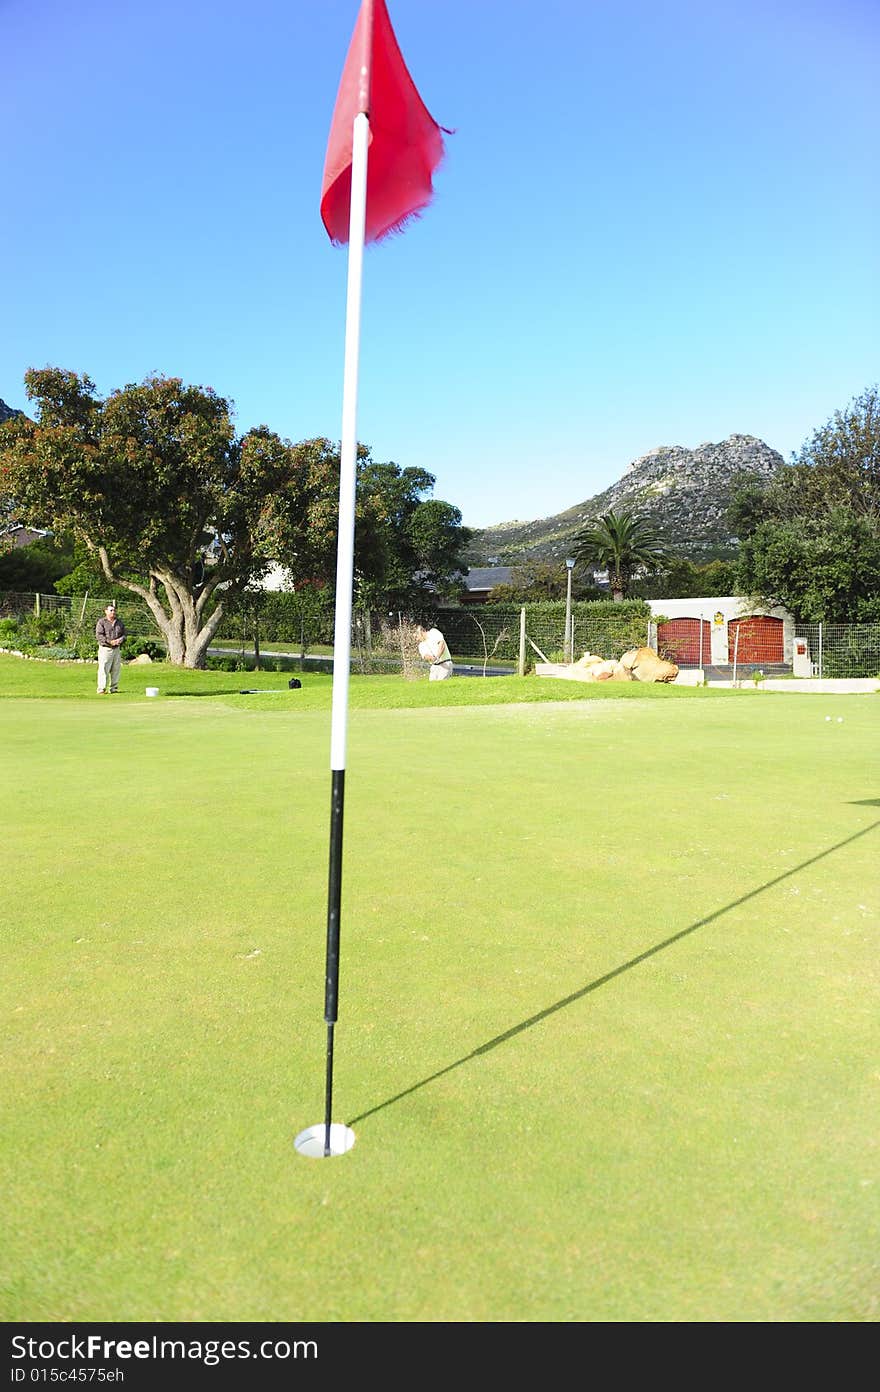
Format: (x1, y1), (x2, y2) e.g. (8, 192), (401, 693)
(825, 715), (831, 721)
(837, 716), (844, 723)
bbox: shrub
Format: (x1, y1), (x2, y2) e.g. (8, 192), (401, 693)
(34, 645), (78, 660)
(15, 611), (70, 649)
(121, 636), (166, 662)
(70, 631), (98, 661)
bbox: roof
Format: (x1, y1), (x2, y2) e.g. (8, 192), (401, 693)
(0, 523), (51, 547)
(462, 566), (514, 591)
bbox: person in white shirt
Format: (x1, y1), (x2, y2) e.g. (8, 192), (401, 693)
(415, 623), (454, 680)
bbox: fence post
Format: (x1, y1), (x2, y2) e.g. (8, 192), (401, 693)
(732, 624), (740, 686)
(397, 612), (406, 672)
(518, 606), (526, 677)
(818, 622), (823, 679)
(34, 593), (41, 617)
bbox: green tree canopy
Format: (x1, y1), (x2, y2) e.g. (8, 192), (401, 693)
(0, 369), (473, 664)
(268, 450), (471, 610)
(732, 385), (880, 620)
(488, 560), (603, 603)
(0, 531), (75, 593)
(0, 369), (307, 666)
(572, 510), (669, 601)
(634, 555), (738, 600)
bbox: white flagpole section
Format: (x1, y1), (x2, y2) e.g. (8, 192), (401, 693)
(311, 108), (370, 1160)
(330, 109), (370, 772)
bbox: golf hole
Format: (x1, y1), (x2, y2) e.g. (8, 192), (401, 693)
(294, 1123), (356, 1158)
(145, 687), (159, 697)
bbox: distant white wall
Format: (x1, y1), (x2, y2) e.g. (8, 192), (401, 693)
(260, 563), (294, 593)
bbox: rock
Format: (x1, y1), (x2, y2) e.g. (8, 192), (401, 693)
(128, 653), (153, 664)
(619, 646), (679, 682)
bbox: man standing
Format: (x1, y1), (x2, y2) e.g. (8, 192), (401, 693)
(95, 601), (126, 694)
(415, 622), (454, 681)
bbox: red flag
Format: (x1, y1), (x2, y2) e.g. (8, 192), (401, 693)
(320, 0), (446, 245)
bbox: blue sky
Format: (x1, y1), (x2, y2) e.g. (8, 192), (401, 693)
(2, 0), (877, 528)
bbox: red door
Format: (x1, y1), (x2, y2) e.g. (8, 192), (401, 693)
(656, 618), (712, 665)
(728, 616), (783, 663)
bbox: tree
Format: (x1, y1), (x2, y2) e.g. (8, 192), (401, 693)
(268, 451), (471, 611)
(572, 510), (669, 601)
(733, 385), (880, 621)
(0, 369), (307, 666)
(488, 560), (602, 603)
(0, 531), (75, 593)
(634, 555), (738, 600)
(0, 371), (473, 664)
(353, 461), (470, 608)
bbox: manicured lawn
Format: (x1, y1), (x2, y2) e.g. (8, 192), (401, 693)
(1, 655), (877, 1321)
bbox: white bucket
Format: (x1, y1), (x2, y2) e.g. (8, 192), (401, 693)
(145, 687), (159, 697)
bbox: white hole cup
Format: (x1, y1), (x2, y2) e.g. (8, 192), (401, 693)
(145, 687), (159, 697)
(294, 1123), (356, 1158)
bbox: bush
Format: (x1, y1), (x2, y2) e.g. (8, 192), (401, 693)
(34, 645), (78, 660)
(0, 617), (20, 644)
(15, 611), (70, 649)
(70, 631), (98, 661)
(121, 636), (166, 662)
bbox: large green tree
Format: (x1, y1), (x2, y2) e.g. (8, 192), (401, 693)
(634, 555), (738, 600)
(0, 369), (306, 666)
(355, 462), (470, 608)
(267, 449), (471, 610)
(572, 509), (669, 601)
(732, 385), (880, 620)
(0, 532), (75, 592)
(0, 369), (472, 664)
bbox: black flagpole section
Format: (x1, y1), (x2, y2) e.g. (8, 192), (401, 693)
(323, 769), (346, 1155)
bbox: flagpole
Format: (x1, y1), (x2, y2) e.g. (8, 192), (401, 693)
(315, 5), (376, 1160)
(318, 105), (370, 1159)
(297, 0), (445, 1161)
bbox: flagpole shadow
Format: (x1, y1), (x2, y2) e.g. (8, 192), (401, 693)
(346, 817), (880, 1127)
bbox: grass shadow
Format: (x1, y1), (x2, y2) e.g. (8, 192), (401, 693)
(348, 816), (880, 1127)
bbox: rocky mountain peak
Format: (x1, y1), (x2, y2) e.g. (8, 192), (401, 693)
(466, 434), (785, 565)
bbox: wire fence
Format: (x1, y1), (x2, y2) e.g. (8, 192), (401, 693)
(793, 623), (880, 679)
(0, 590), (161, 633)
(2, 592), (879, 678)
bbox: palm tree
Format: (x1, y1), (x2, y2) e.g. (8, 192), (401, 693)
(572, 510), (669, 601)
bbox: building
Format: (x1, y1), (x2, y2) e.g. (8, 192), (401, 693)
(1, 523), (50, 548)
(648, 596), (807, 671)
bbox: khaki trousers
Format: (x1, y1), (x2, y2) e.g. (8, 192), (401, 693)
(97, 645), (121, 693)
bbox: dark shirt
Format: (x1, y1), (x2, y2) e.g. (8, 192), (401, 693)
(95, 616), (126, 647)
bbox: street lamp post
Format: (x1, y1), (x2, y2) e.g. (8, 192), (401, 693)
(564, 557), (575, 663)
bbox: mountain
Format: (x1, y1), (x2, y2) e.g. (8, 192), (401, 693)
(465, 434), (785, 566)
(0, 398), (23, 425)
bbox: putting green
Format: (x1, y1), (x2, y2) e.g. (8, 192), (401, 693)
(1, 679), (878, 1322)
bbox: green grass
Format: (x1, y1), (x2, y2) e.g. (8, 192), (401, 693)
(1, 653), (878, 1322)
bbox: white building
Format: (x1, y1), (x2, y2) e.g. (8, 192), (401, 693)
(646, 596), (809, 671)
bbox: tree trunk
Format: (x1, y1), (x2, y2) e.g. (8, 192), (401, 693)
(94, 551), (228, 668)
